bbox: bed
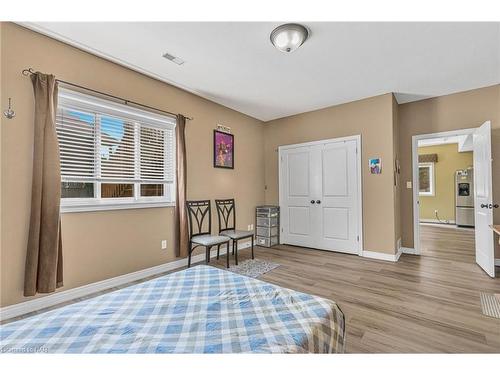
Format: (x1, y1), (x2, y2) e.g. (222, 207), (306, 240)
(0, 265), (345, 353)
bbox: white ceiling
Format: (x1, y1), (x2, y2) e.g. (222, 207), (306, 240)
(418, 134), (473, 152)
(418, 135), (466, 147)
(22, 22), (500, 121)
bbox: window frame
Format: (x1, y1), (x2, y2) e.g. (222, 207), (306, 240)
(418, 162), (435, 197)
(57, 88), (176, 213)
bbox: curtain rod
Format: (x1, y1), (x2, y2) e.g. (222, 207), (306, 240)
(22, 68), (194, 121)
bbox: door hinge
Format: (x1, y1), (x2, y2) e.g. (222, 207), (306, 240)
(357, 235), (359, 242)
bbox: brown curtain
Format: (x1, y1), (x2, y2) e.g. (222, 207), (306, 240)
(174, 114), (189, 257)
(24, 73), (63, 296)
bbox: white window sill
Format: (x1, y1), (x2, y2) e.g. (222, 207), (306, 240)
(61, 201), (175, 213)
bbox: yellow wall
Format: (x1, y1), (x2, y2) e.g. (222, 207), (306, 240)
(418, 144), (473, 222)
(263, 94), (399, 254)
(0, 23), (266, 307)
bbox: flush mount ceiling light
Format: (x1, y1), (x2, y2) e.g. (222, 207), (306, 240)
(270, 23), (309, 53)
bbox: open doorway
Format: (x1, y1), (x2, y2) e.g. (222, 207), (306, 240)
(412, 123), (496, 277)
(417, 132), (475, 263)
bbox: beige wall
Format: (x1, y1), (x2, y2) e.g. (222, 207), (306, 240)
(399, 85), (500, 257)
(263, 93), (399, 254)
(392, 95), (401, 249)
(0, 23), (3, 271)
(0, 23), (266, 307)
(418, 144), (473, 222)
(2, 23), (498, 308)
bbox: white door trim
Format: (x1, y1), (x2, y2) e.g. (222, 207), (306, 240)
(278, 135), (363, 255)
(411, 127), (477, 255)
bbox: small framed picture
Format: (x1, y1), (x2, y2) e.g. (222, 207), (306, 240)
(213, 130), (234, 169)
(369, 158), (382, 174)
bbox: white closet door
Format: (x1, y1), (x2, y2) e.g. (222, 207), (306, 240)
(279, 137), (361, 254)
(280, 146), (318, 248)
(316, 140), (359, 253)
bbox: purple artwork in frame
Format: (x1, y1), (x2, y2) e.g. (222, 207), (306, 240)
(213, 130), (234, 169)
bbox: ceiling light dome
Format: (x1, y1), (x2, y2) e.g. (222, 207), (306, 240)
(270, 23), (309, 53)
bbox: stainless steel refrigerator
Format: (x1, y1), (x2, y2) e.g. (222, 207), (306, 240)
(455, 167), (475, 227)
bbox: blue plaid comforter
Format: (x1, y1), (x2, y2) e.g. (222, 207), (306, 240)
(0, 265), (345, 353)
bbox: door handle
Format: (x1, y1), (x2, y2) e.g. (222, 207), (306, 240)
(481, 203), (499, 209)
(310, 200), (315, 204)
(316, 200), (321, 204)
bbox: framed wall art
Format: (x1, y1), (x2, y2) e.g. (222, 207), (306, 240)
(213, 130), (234, 169)
(369, 158), (382, 174)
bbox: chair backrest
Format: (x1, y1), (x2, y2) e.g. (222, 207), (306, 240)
(215, 199), (236, 232)
(186, 200), (212, 238)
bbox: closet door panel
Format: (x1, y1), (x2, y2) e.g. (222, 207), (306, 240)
(317, 140), (359, 254)
(280, 147), (317, 248)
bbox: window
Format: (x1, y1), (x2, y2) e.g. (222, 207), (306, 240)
(56, 88), (176, 212)
(418, 162), (435, 196)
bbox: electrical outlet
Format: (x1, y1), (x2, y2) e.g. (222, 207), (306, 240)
(248, 224), (254, 231)
(406, 181), (412, 189)
(161, 240), (167, 250)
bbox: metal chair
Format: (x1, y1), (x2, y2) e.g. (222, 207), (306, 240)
(215, 199), (254, 265)
(186, 200), (231, 268)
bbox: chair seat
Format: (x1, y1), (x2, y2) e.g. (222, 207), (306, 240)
(221, 229), (254, 240)
(191, 234), (229, 246)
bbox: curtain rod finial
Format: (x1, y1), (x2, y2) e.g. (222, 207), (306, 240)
(22, 68), (35, 76)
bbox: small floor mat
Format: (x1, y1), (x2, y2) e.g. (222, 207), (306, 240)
(479, 292), (500, 319)
(229, 259), (280, 278)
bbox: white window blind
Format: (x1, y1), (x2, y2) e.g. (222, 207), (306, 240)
(56, 88), (176, 212)
(57, 107), (96, 180)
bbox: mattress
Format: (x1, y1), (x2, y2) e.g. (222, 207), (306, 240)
(0, 265), (345, 353)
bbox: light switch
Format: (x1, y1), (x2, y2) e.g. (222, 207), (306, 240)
(161, 240), (167, 250)
(406, 181), (412, 189)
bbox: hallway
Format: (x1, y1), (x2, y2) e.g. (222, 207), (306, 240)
(420, 223), (476, 264)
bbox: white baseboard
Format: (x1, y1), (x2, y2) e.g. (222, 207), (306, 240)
(396, 239), (402, 261)
(495, 259), (500, 267)
(395, 248), (402, 262)
(420, 219), (456, 224)
(0, 241), (251, 321)
(401, 247), (418, 255)
(362, 250), (401, 262)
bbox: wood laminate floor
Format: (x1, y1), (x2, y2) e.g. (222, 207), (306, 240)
(4, 224), (499, 353)
(209, 224), (499, 353)
(420, 223), (476, 263)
